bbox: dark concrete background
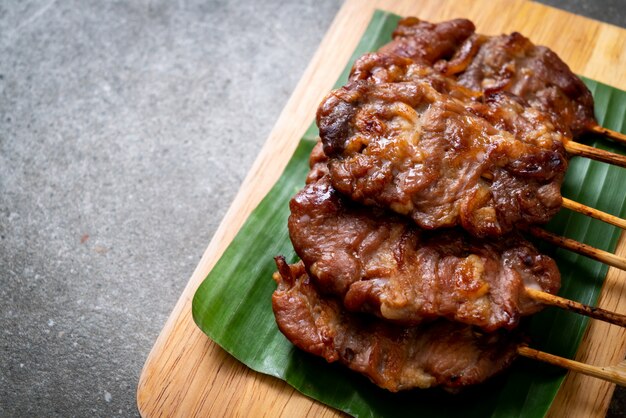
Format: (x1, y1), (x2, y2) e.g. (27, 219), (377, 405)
(0, 1), (623, 417)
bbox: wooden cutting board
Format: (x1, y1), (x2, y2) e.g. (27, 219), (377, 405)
(137, 0), (626, 416)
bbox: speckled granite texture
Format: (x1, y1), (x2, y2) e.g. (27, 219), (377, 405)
(0, 1), (623, 417)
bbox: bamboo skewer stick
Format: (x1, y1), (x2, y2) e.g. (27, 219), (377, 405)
(528, 226), (626, 271)
(517, 346), (626, 386)
(565, 140), (626, 168)
(589, 125), (626, 146)
(562, 198), (626, 230)
(525, 288), (626, 328)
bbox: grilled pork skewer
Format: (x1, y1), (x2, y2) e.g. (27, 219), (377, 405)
(273, 258), (626, 390)
(272, 257), (521, 391)
(350, 51), (626, 169)
(347, 52), (626, 236)
(292, 168), (626, 330)
(317, 79), (568, 239)
(318, 56), (624, 240)
(385, 17), (626, 262)
(382, 17), (625, 149)
(289, 173), (561, 332)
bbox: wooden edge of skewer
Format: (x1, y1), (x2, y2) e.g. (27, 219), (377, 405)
(562, 197), (626, 230)
(528, 226), (626, 271)
(589, 125), (626, 146)
(525, 287), (626, 327)
(565, 140), (626, 168)
(517, 346), (626, 386)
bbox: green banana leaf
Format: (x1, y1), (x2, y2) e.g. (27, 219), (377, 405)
(192, 10), (626, 418)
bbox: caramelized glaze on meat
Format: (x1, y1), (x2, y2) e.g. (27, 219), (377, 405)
(381, 19), (596, 136)
(350, 52), (569, 154)
(385, 21), (596, 137)
(272, 258), (521, 391)
(452, 33), (595, 136)
(349, 52), (481, 101)
(317, 79), (566, 237)
(288, 172), (560, 331)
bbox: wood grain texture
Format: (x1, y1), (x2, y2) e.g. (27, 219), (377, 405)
(137, 1), (626, 416)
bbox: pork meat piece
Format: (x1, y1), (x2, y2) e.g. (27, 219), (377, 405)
(317, 79), (566, 237)
(382, 18), (596, 137)
(288, 174), (560, 331)
(379, 17), (475, 66)
(438, 31), (596, 136)
(272, 257), (521, 391)
(350, 52), (569, 154)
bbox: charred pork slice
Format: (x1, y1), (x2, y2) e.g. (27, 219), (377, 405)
(288, 174), (560, 332)
(384, 17), (598, 137)
(317, 79), (566, 238)
(272, 257), (521, 391)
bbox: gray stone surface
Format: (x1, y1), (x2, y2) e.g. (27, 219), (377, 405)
(0, 1), (623, 417)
